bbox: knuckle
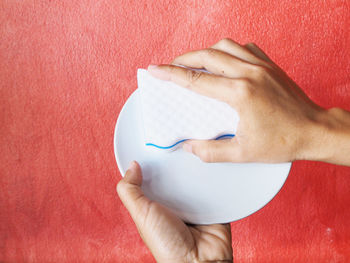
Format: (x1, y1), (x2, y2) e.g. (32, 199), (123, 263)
(245, 42), (257, 48)
(249, 64), (267, 79)
(218, 38), (234, 46)
(329, 107), (345, 117)
(186, 70), (202, 85)
(236, 79), (253, 99)
(238, 78), (250, 89)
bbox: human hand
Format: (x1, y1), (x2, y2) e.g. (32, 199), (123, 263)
(147, 38), (350, 164)
(117, 161), (233, 263)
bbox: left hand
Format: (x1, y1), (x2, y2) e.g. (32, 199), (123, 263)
(117, 161), (233, 263)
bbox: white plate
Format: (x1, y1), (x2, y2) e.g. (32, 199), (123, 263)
(114, 89), (291, 224)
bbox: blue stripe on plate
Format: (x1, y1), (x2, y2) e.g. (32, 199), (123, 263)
(145, 134), (235, 149)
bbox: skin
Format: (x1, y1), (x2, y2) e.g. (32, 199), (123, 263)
(117, 39), (350, 262)
(117, 161), (233, 263)
(148, 39), (350, 166)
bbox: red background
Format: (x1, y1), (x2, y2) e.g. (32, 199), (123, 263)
(1, 1), (350, 262)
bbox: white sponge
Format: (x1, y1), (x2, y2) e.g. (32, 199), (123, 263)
(137, 69), (239, 151)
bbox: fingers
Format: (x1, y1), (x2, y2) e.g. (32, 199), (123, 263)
(148, 64), (233, 102)
(170, 39), (271, 78)
(171, 48), (258, 78)
(183, 139), (240, 163)
(117, 161), (152, 223)
(211, 38), (270, 67)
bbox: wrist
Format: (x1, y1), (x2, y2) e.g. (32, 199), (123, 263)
(297, 107), (350, 165)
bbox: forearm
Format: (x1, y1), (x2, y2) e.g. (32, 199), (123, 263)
(299, 107), (350, 166)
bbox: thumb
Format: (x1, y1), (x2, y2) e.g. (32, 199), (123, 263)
(116, 161), (151, 224)
(182, 139), (238, 163)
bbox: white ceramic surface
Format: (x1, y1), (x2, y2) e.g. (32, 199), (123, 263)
(114, 89), (291, 224)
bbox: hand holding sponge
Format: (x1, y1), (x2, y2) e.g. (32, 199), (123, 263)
(137, 69), (239, 151)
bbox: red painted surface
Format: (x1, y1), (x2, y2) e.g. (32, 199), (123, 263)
(1, 1), (350, 262)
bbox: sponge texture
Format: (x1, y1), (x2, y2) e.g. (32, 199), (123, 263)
(137, 69), (239, 150)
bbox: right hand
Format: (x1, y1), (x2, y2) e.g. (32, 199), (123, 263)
(148, 39), (330, 163)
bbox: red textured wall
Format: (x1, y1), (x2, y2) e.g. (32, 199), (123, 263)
(1, 1), (350, 262)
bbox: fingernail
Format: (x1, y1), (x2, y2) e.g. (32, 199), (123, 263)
(147, 64), (168, 80)
(128, 161), (137, 171)
(147, 64), (163, 74)
(183, 142), (193, 153)
(147, 64), (159, 71)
